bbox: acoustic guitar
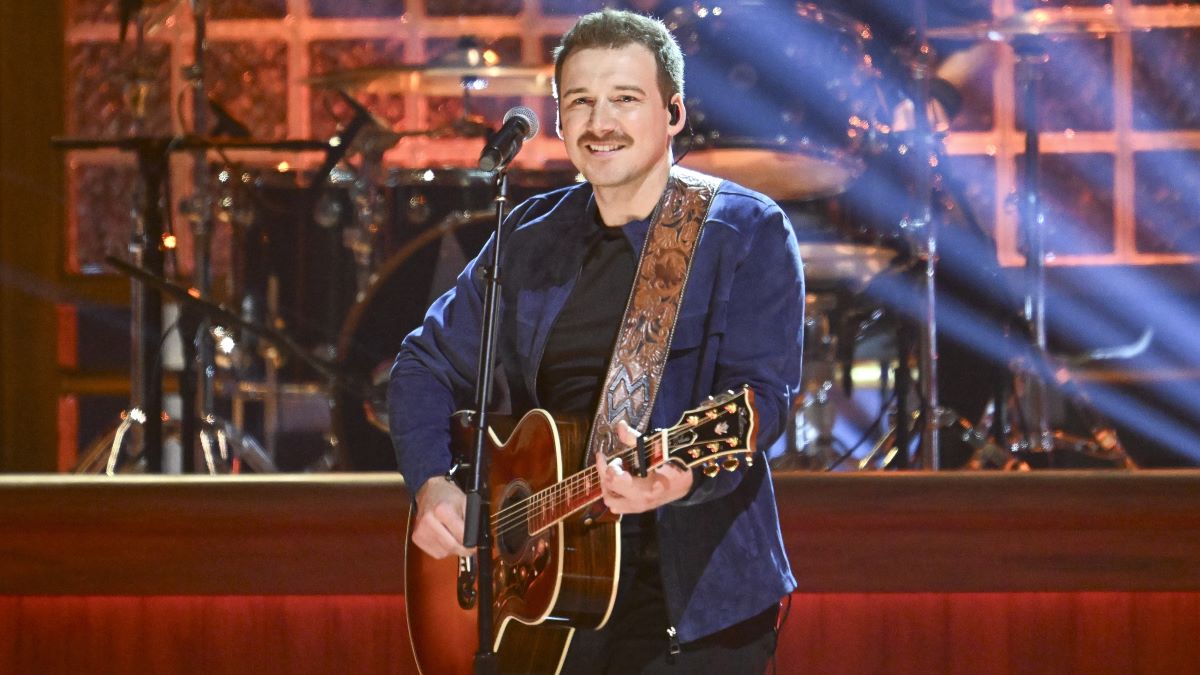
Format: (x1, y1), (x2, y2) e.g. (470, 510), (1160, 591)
(404, 386), (759, 674)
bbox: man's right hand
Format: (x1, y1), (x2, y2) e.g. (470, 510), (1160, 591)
(411, 475), (475, 559)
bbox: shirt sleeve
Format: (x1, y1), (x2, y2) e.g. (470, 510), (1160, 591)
(387, 200), (533, 496)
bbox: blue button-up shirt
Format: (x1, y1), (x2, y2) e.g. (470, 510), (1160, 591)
(389, 176), (803, 642)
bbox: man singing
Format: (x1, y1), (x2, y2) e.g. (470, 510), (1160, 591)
(390, 9), (803, 673)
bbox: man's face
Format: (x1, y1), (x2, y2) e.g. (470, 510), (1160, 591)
(558, 43), (679, 193)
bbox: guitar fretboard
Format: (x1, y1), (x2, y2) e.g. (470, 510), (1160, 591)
(487, 390), (752, 543)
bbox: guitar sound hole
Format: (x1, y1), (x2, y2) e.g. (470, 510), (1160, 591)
(497, 482), (531, 557)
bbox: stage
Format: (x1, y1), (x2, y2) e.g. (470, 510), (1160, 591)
(5, 471), (1200, 673)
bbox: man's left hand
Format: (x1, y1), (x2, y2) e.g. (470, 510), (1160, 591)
(596, 420), (694, 514)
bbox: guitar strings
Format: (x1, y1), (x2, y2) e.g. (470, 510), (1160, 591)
(490, 434), (668, 536)
(489, 439), (657, 537)
(488, 399), (745, 537)
(489, 407), (739, 535)
(489, 417), (727, 538)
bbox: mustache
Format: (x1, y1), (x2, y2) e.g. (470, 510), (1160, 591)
(578, 133), (633, 146)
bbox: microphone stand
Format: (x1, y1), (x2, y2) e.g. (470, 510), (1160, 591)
(460, 168), (510, 675)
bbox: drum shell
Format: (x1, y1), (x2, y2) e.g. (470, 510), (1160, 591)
(332, 169), (580, 470)
(227, 169), (358, 356)
(671, 3), (891, 200)
(226, 168), (578, 372)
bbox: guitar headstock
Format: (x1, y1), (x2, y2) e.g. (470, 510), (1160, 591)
(661, 386), (758, 477)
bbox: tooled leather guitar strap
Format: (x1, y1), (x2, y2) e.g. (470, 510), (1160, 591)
(586, 167), (722, 467)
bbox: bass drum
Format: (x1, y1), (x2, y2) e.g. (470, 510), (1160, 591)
(670, 3), (892, 201)
(222, 167), (358, 357)
(332, 169), (579, 471)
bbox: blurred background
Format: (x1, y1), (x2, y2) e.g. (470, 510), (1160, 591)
(2, 0), (1200, 474)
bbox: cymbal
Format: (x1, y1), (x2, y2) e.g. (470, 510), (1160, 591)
(306, 64), (555, 97)
(796, 243), (897, 291)
(928, 9), (1120, 41)
(52, 135), (331, 152)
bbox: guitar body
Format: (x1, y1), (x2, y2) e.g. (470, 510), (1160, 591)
(405, 388), (760, 674)
(405, 410), (620, 675)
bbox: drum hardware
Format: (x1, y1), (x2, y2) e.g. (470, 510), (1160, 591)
(178, 0), (224, 475)
(51, 133), (329, 474)
(104, 255), (383, 468)
(342, 137), (391, 301)
(772, 293), (843, 471)
(781, 6), (1129, 471)
(776, 0), (946, 470)
(903, 0), (942, 470)
(771, 241), (898, 471)
(921, 11), (1132, 464)
(305, 37), (553, 168)
(771, 285), (901, 473)
(50, 135), (174, 471)
(166, 3), (336, 473)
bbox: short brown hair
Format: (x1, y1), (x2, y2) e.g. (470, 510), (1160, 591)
(552, 9), (684, 106)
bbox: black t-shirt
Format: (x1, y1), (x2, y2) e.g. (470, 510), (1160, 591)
(536, 216), (640, 418)
(536, 212), (657, 542)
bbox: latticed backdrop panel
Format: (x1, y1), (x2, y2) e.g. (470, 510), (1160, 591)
(63, 0), (1200, 274)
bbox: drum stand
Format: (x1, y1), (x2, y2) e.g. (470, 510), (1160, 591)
(55, 7), (171, 470)
(994, 36), (1132, 467)
(177, 0), (235, 473)
(67, 3), (277, 474)
(907, 0), (941, 470)
(57, 137), (277, 475)
(1010, 37), (1056, 458)
(774, 293), (841, 471)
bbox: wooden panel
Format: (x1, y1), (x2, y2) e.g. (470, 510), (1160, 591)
(5, 471), (1200, 596)
(0, 595), (416, 675)
(0, 0), (64, 472)
(5, 472), (1200, 673)
(0, 474), (411, 595)
(4, 592), (1199, 674)
(776, 471), (1200, 593)
(774, 592), (1200, 675)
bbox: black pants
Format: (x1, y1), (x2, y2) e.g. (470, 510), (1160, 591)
(559, 515), (779, 675)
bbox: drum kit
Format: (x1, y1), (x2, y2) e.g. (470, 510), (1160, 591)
(63, 1), (1132, 474)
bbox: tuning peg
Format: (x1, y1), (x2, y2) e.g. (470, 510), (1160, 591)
(688, 448), (702, 459)
(722, 457), (740, 472)
(724, 403), (738, 414)
(702, 461), (719, 478)
(744, 453), (754, 467)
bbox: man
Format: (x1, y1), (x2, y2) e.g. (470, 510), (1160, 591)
(389, 9), (803, 673)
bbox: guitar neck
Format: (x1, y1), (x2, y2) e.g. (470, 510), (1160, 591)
(487, 387), (755, 537)
(520, 430), (666, 534)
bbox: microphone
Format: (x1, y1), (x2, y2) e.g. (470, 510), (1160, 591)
(478, 106), (539, 171)
(309, 94), (371, 193)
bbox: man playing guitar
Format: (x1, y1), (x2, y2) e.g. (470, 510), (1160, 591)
(389, 9), (803, 673)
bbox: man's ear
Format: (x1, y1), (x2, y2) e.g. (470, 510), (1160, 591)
(667, 94), (686, 136)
